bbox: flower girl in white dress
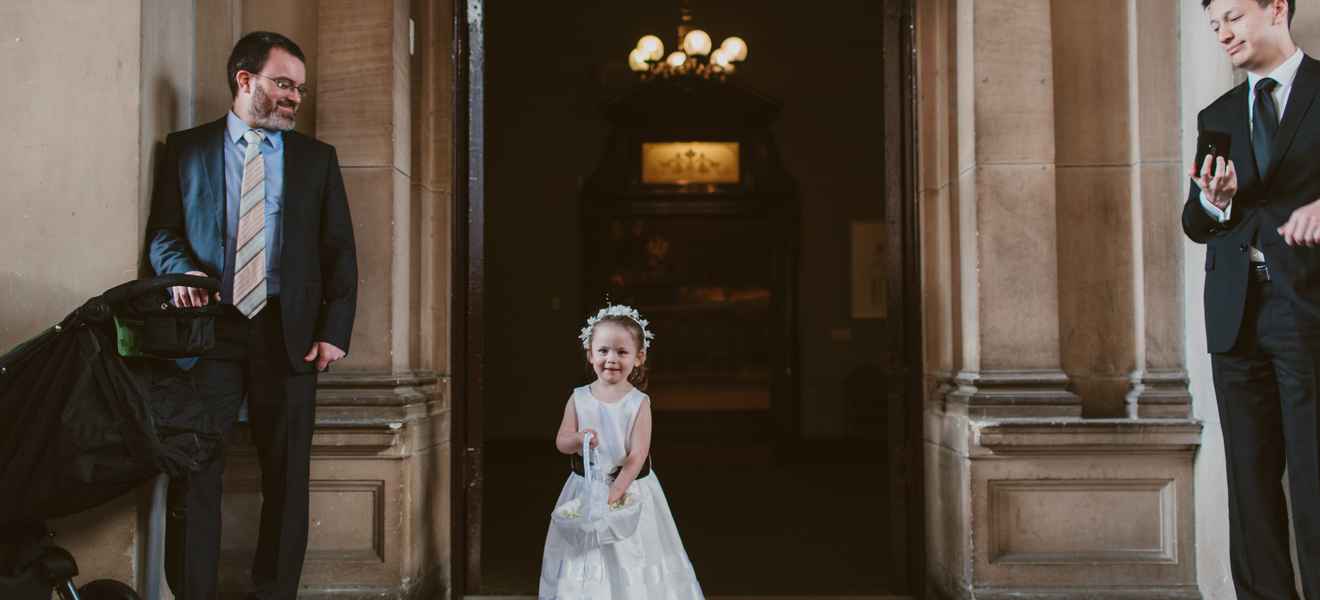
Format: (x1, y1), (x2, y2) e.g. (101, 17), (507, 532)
(540, 305), (703, 600)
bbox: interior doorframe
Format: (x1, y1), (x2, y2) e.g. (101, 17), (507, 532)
(894, 0), (925, 592)
(450, 0), (484, 594)
(450, 0), (925, 594)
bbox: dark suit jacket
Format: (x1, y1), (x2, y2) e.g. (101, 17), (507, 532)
(146, 117), (357, 372)
(1184, 55), (1320, 354)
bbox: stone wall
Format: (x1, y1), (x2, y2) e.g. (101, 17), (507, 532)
(918, 1), (1201, 597)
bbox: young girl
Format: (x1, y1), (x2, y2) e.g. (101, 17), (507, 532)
(539, 305), (703, 599)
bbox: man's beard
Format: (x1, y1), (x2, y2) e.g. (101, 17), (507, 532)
(251, 84), (298, 131)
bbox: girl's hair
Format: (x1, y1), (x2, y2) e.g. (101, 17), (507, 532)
(585, 315), (650, 390)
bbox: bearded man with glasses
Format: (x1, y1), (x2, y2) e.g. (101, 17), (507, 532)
(144, 30), (358, 600)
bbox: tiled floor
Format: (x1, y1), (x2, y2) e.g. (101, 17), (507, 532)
(480, 419), (903, 596)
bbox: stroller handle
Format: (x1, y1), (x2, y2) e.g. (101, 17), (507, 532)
(101, 274), (221, 305)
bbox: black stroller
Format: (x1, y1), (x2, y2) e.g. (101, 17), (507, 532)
(0, 275), (223, 599)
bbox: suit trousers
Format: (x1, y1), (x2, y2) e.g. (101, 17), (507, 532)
(165, 298), (318, 600)
(1213, 276), (1320, 600)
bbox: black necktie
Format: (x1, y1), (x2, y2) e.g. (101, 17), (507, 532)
(1254, 77), (1280, 179)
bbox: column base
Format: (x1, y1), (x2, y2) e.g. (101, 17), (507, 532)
(947, 369), (1081, 418)
(1126, 369), (1193, 419)
(925, 394), (1202, 600)
(218, 371), (451, 599)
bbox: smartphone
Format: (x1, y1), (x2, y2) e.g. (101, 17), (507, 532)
(1195, 131), (1233, 171)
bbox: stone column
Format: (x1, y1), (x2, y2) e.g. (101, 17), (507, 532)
(1124, 0), (1193, 419)
(317, 0), (413, 372)
(946, 0), (1079, 417)
(918, 0), (959, 409)
(1052, 0), (1190, 419)
(408, 0), (457, 585)
(1050, 0), (1137, 418)
(921, 2), (1203, 597)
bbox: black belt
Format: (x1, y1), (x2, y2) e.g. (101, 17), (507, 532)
(1251, 262), (1271, 283)
(570, 453), (652, 480)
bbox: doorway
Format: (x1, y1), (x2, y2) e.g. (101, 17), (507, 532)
(452, 0), (922, 596)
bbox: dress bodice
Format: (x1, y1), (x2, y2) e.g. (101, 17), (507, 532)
(573, 385), (645, 470)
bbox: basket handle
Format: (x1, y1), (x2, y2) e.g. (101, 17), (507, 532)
(581, 431), (595, 483)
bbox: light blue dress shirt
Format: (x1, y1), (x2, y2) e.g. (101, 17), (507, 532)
(224, 111), (285, 297)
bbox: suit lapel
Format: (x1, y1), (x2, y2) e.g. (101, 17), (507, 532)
(1226, 84), (1260, 189)
(203, 117), (226, 225)
(281, 131), (310, 271)
(1266, 55), (1320, 181)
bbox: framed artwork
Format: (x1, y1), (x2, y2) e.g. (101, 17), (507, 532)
(640, 141), (740, 184)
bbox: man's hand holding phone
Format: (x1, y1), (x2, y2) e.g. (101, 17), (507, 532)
(1191, 154), (1237, 211)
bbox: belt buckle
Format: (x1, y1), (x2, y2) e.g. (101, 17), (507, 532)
(1253, 262), (1271, 282)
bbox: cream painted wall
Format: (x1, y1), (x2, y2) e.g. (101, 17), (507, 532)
(1181, 0), (1236, 591)
(2, 0), (195, 591)
(1, 1), (144, 346)
(1, 0), (146, 589)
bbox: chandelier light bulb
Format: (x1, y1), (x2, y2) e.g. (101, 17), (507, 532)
(710, 48), (731, 68)
(628, 48), (650, 72)
(720, 36), (748, 61)
(637, 35), (664, 61)
(628, 22), (745, 79)
(682, 29), (713, 56)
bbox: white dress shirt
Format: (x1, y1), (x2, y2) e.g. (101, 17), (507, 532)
(1200, 48), (1305, 263)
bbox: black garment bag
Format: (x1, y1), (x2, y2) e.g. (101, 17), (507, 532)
(0, 275), (223, 526)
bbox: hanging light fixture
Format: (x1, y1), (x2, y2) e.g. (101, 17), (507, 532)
(627, 1), (747, 80)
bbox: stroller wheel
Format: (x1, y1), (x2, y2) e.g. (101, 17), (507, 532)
(76, 579), (141, 600)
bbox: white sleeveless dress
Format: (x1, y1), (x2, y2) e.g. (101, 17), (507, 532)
(539, 386), (704, 600)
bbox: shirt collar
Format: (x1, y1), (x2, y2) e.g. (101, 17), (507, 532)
(1248, 48), (1305, 92)
(225, 111), (284, 151)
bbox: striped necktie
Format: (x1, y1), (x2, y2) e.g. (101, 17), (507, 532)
(234, 129), (268, 318)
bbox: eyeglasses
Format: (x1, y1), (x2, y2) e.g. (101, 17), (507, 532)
(248, 72), (310, 97)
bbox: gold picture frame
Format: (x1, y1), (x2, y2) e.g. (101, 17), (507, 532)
(641, 141), (740, 184)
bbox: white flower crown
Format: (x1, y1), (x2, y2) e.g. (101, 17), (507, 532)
(579, 304), (655, 351)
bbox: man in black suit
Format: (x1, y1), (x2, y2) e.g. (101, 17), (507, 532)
(146, 31), (357, 600)
(1186, 0), (1320, 597)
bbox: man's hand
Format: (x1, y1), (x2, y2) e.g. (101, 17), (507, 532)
(170, 270), (216, 308)
(1279, 199), (1320, 246)
(1191, 154), (1237, 211)
(304, 341), (346, 371)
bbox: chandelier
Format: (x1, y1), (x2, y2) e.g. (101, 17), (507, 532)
(626, 2), (748, 80)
